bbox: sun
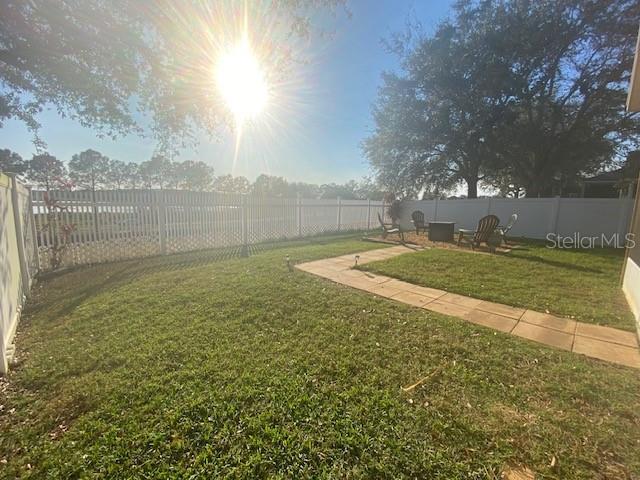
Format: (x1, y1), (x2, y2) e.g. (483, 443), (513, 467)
(216, 39), (269, 124)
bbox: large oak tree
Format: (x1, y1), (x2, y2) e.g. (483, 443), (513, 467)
(364, 0), (640, 198)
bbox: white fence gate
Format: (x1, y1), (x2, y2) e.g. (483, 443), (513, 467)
(30, 189), (385, 270)
(400, 197), (635, 242)
(0, 174), (38, 373)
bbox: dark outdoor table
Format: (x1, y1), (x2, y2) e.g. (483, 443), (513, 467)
(428, 221), (455, 242)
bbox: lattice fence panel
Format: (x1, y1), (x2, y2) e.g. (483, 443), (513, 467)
(246, 196), (297, 244)
(32, 190), (383, 270)
(340, 200), (371, 231)
(32, 189), (163, 269)
(299, 199), (340, 236)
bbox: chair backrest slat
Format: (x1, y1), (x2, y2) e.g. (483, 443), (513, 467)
(473, 214), (500, 244)
(411, 210), (425, 226)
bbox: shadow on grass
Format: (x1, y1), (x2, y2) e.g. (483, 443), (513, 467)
(24, 232), (371, 321)
(507, 252), (604, 274)
(508, 237), (626, 257)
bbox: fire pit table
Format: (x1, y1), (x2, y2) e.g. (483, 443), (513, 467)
(428, 221), (455, 242)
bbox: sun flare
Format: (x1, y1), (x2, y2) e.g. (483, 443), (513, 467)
(216, 39), (269, 124)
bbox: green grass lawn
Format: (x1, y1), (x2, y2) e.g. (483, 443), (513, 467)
(359, 240), (635, 331)
(1, 234), (639, 478)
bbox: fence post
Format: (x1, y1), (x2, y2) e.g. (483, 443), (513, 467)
(617, 197), (633, 246)
(297, 193), (302, 237)
(337, 196), (342, 231)
(158, 190), (167, 255)
(241, 194), (249, 257)
(9, 175), (31, 296)
(27, 187), (40, 272)
(91, 188), (99, 240)
(367, 198), (371, 230)
(547, 196), (561, 237)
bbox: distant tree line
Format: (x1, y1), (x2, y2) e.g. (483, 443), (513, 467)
(364, 0), (640, 198)
(0, 148), (214, 192)
(0, 148), (385, 200)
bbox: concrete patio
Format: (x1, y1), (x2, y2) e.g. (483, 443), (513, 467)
(296, 245), (640, 369)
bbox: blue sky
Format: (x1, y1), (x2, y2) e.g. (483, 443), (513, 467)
(0, 0), (454, 184)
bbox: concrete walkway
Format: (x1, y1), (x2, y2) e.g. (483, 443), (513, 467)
(296, 245), (640, 369)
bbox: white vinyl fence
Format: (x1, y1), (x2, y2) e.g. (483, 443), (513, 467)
(401, 197), (635, 242)
(31, 190), (385, 270)
(0, 174), (38, 373)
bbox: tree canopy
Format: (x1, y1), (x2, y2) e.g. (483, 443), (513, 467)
(26, 153), (66, 190)
(212, 174), (251, 194)
(69, 149), (110, 191)
(0, 0), (343, 150)
(174, 160), (215, 191)
(364, 0), (640, 198)
(0, 148), (25, 174)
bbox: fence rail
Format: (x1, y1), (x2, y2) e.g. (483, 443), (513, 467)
(31, 189), (385, 270)
(0, 174), (38, 373)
